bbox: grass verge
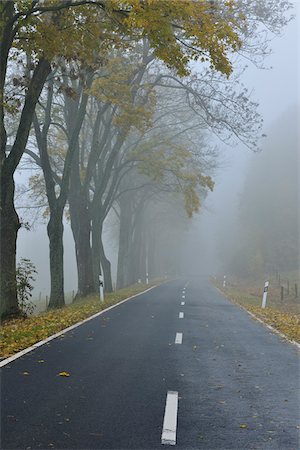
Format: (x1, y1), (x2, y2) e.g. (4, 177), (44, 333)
(212, 278), (300, 344)
(0, 280), (163, 359)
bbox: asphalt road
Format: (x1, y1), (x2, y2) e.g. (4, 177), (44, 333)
(1, 278), (299, 449)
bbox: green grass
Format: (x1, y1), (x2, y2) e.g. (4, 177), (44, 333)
(0, 280), (164, 359)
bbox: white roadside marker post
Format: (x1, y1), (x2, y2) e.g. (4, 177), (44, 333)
(223, 275), (226, 288)
(261, 281), (269, 309)
(99, 274), (104, 302)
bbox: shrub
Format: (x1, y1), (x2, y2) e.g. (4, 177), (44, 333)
(16, 258), (37, 316)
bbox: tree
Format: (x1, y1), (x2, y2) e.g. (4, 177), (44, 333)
(0, 1), (108, 317)
(1, 0), (291, 317)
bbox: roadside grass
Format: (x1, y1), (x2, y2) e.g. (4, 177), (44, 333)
(213, 274), (300, 344)
(0, 280), (163, 359)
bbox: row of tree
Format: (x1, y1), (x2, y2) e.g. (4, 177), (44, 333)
(0, 0), (291, 319)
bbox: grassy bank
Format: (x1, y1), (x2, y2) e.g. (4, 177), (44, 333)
(0, 281), (163, 359)
(213, 274), (300, 344)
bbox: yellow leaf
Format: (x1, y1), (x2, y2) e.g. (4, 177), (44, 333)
(58, 371), (70, 377)
(239, 424), (248, 429)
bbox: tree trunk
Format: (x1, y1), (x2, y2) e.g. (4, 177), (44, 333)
(70, 191), (95, 298)
(0, 55), (50, 317)
(76, 215), (95, 298)
(129, 212), (144, 285)
(116, 195), (133, 289)
(47, 210), (65, 309)
(99, 232), (113, 293)
(148, 226), (156, 279)
(0, 173), (21, 319)
(91, 209), (113, 294)
(91, 218), (101, 295)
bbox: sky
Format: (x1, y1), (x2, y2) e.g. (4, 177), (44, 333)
(16, 2), (300, 297)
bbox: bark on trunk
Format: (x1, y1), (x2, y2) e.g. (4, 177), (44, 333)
(91, 210), (113, 294)
(99, 233), (113, 293)
(116, 195), (133, 289)
(0, 174), (21, 319)
(76, 214), (95, 298)
(70, 192), (95, 298)
(47, 210), (65, 309)
(0, 51), (50, 317)
(91, 220), (101, 295)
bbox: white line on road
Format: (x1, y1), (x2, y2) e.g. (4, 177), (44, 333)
(181, 301), (185, 306)
(179, 312), (184, 319)
(161, 391), (178, 445)
(175, 333), (183, 344)
(182, 295), (185, 299)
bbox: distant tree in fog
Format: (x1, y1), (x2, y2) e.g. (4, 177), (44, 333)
(227, 106), (298, 278)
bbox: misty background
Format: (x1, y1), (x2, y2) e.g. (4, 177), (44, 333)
(15, 3), (299, 299)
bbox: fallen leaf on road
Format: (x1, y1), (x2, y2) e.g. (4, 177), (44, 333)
(37, 360), (45, 363)
(22, 372), (30, 375)
(58, 371), (70, 377)
(239, 424), (248, 429)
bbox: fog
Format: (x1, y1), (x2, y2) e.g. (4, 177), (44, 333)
(180, 4), (299, 280)
(14, 2), (299, 308)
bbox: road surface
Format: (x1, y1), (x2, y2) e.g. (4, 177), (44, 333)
(1, 279), (299, 449)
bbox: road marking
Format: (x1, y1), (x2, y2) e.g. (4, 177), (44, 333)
(181, 301), (185, 306)
(175, 333), (183, 344)
(0, 285), (159, 368)
(182, 295), (185, 299)
(179, 312), (184, 319)
(161, 391), (178, 445)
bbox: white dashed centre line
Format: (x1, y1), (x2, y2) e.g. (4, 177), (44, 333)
(175, 332), (183, 344)
(181, 301), (185, 306)
(182, 295), (185, 299)
(179, 312), (184, 319)
(161, 391), (179, 445)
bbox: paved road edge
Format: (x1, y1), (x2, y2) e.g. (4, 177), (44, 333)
(212, 284), (300, 351)
(0, 284), (160, 368)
